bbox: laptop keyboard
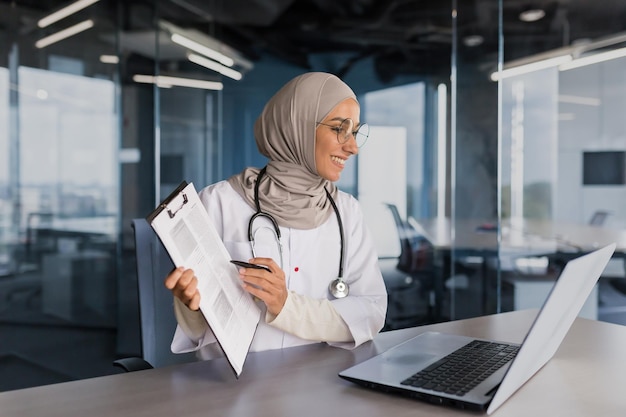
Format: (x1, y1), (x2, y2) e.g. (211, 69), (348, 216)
(400, 340), (519, 397)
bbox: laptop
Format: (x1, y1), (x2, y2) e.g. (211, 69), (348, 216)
(339, 243), (616, 414)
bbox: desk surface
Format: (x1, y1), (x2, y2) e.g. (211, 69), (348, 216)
(29, 215), (117, 237)
(2, 310), (626, 417)
(412, 217), (626, 254)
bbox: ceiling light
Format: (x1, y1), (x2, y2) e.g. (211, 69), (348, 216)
(558, 95), (601, 106)
(519, 9), (546, 23)
(171, 33), (234, 67)
(490, 55), (572, 81)
(35, 19), (94, 49)
(133, 74), (223, 90)
(559, 47), (626, 71)
(187, 53), (242, 80)
(133, 75), (172, 88)
(99, 54), (119, 64)
(490, 32), (626, 81)
(159, 20), (254, 72)
(463, 35), (484, 47)
(133, 75), (170, 88)
(38, 0), (101, 28)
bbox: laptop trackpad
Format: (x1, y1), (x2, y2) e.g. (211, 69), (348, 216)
(382, 351), (437, 366)
(340, 332), (474, 384)
(380, 332), (469, 369)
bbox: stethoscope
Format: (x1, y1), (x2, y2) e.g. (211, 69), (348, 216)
(248, 167), (349, 298)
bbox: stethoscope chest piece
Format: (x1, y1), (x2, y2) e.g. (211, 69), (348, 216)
(329, 278), (349, 298)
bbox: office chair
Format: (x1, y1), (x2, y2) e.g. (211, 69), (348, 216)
(113, 218), (196, 371)
(584, 210), (626, 297)
(588, 210), (610, 227)
(380, 203), (435, 330)
(607, 258), (626, 297)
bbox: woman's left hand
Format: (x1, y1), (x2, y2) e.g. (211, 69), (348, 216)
(236, 257), (287, 316)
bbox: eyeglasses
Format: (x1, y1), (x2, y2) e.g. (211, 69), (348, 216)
(316, 118), (370, 148)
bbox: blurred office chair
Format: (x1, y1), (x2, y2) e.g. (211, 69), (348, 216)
(586, 210), (625, 295)
(608, 258), (626, 297)
(380, 203), (435, 330)
(113, 218), (196, 371)
(387, 204), (434, 276)
(589, 210), (610, 227)
(609, 272), (626, 293)
(547, 210), (613, 278)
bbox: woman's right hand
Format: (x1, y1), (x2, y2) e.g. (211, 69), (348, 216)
(164, 266), (201, 311)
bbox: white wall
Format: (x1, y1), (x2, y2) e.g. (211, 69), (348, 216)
(557, 56), (626, 227)
(358, 126), (407, 258)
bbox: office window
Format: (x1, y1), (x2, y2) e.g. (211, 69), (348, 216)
(501, 69), (559, 221)
(19, 66), (118, 221)
(0, 67), (11, 276)
(0, 67), (7, 186)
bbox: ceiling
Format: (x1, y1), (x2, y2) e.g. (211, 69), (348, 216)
(4, 0), (626, 83)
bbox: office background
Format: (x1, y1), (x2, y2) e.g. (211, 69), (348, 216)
(1, 0), (625, 392)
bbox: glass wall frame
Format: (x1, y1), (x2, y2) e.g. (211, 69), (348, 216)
(0, 0), (123, 390)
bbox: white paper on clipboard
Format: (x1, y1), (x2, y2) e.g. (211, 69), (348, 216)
(147, 181), (261, 377)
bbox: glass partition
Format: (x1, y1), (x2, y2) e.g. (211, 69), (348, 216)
(0, 0), (121, 390)
(446, 0), (501, 321)
(497, 3), (626, 323)
(2, 0), (625, 393)
(158, 86), (220, 199)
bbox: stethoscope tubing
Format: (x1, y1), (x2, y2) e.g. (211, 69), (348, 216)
(249, 167), (347, 297)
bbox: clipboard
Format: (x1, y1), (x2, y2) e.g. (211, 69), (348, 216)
(147, 180), (188, 223)
(147, 181), (261, 377)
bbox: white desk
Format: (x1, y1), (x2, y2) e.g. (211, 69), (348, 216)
(1, 310), (626, 417)
(411, 217), (626, 254)
(410, 217), (626, 319)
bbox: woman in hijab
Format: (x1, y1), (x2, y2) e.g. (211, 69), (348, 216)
(165, 72), (387, 356)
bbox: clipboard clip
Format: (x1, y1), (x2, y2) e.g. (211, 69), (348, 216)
(167, 193), (188, 218)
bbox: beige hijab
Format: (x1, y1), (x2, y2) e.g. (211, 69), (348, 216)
(227, 72), (357, 229)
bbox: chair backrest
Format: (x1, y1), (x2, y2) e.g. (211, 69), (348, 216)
(589, 210), (610, 226)
(131, 218), (196, 368)
(383, 203), (433, 275)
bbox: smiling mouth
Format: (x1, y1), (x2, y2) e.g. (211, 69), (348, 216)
(331, 156), (346, 165)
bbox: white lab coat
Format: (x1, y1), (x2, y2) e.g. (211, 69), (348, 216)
(171, 180), (387, 357)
